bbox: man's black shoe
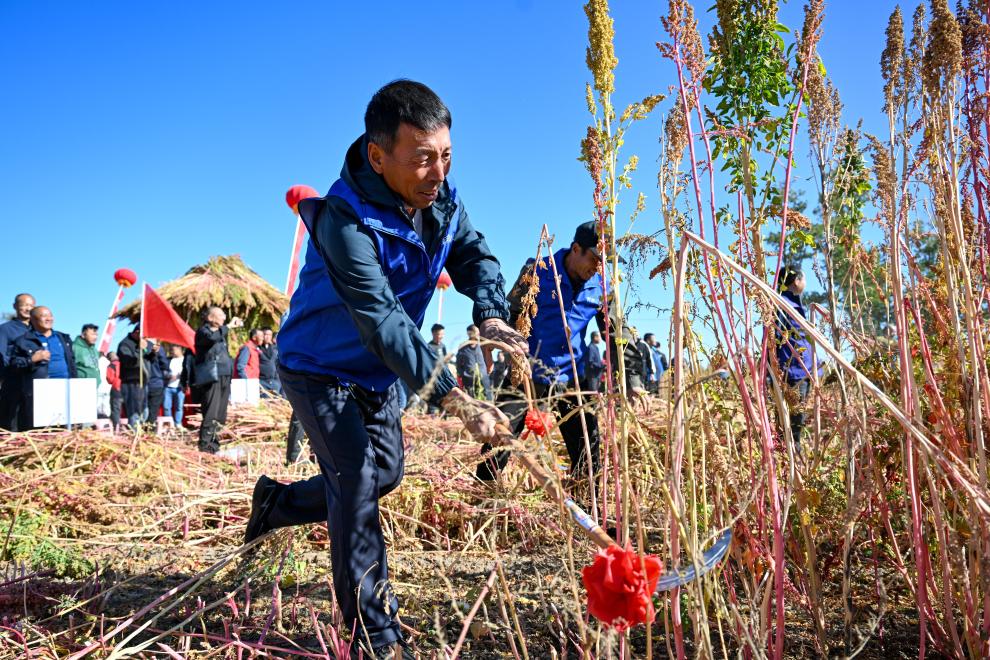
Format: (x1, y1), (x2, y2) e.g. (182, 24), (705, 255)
(351, 639), (415, 659)
(244, 475), (282, 545)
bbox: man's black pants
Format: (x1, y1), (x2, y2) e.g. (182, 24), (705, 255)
(147, 388), (165, 421)
(198, 376), (231, 453)
(0, 379), (21, 431)
(109, 389), (122, 429)
(121, 382), (146, 427)
(269, 366), (405, 649)
(478, 380), (601, 483)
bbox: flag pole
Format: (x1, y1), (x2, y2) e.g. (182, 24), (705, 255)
(285, 215), (306, 296)
(138, 284), (145, 433)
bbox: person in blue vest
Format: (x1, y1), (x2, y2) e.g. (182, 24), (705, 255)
(0, 293), (35, 431)
(775, 265), (821, 450)
(475, 221), (606, 487)
(9, 306), (76, 430)
(242, 80), (527, 658)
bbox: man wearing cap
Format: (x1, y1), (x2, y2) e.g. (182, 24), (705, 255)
(0, 293), (35, 431)
(476, 220), (607, 487)
(242, 79), (527, 658)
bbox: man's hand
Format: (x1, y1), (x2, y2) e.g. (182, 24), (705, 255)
(441, 388), (512, 445)
(479, 318), (528, 372)
(139, 338), (148, 349)
(229, 316), (244, 329)
(31, 350), (51, 363)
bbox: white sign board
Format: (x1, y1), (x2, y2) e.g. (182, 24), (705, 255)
(33, 378), (98, 426)
(229, 378), (260, 406)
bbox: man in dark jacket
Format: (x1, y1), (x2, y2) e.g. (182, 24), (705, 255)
(194, 307), (237, 453)
(144, 339), (169, 421)
(117, 326), (149, 428)
(0, 293), (35, 430)
(456, 324), (492, 400)
(242, 80), (527, 657)
(258, 327), (280, 395)
(9, 306), (76, 430)
(584, 330), (605, 393)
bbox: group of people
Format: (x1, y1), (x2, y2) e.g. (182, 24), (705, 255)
(0, 293), (301, 456)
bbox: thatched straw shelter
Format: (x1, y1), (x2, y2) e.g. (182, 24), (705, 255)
(118, 255), (289, 335)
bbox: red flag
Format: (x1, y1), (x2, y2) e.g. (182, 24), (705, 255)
(141, 284), (196, 353)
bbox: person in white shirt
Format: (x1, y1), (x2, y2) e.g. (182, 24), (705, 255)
(164, 344), (187, 425)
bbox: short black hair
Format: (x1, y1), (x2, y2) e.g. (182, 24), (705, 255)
(466, 324), (478, 333)
(81, 323), (99, 333)
(250, 327), (264, 339)
(365, 80), (451, 153)
(778, 265), (803, 290)
(644, 332), (655, 342)
(431, 323), (445, 333)
(260, 326), (272, 333)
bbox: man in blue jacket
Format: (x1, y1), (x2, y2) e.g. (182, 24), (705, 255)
(243, 80), (526, 658)
(9, 306), (76, 430)
(775, 265), (821, 450)
(476, 221), (605, 487)
(0, 293), (35, 430)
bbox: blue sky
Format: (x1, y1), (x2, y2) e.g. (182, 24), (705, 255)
(0, 0), (916, 351)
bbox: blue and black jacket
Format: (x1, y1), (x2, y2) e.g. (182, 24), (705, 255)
(526, 249), (603, 385)
(278, 135), (509, 404)
(775, 289), (821, 383)
(9, 330), (77, 395)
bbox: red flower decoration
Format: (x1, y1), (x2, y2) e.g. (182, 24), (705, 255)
(524, 409), (554, 438)
(285, 184), (320, 213)
(435, 270), (452, 291)
(582, 544), (663, 631)
(114, 268), (137, 288)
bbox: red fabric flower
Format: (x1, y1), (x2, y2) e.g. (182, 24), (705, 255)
(582, 544), (663, 631)
(524, 409), (554, 437)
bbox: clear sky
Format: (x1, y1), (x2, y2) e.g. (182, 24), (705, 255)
(0, 0), (917, 351)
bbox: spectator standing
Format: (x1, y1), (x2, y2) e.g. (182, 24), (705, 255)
(117, 327), (149, 427)
(72, 324), (101, 385)
(647, 334), (669, 386)
(9, 307), (76, 429)
(164, 344), (187, 425)
(145, 340), (169, 420)
(259, 327), (280, 394)
(775, 265), (821, 452)
(0, 293), (35, 430)
(584, 330), (605, 393)
(194, 307), (236, 453)
(236, 328), (263, 379)
(456, 324), (492, 400)
(490, 351), (508, 391)
(425, 323), (448, 413)
(638, 331), (658, 393)
(106, 351), (123, 429)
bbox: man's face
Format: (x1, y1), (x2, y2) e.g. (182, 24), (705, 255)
(82, 328), (98, 346)
(31, 308), (53, 333)
(209, 309), (226, 326)
(433, 329), (444, 343)
(791, 273), (806, 295)
(170, 345), (183, 357)
(368, 123), (452, 211)
(565, 244), (601, 284)
(591, 333), (600, 344)
(467, 327), (479, 341)
(14, 295), (35, 322)
(263, 330), (273, 345)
